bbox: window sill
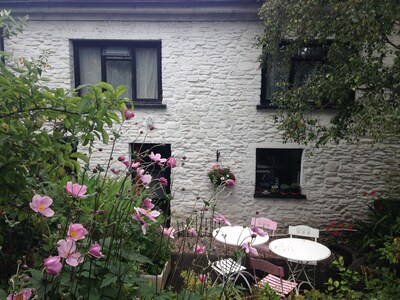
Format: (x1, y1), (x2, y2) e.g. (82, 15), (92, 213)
(133, 103), (166, 109)
(257, 104), (278, 110)
(254, 193), (307, 199)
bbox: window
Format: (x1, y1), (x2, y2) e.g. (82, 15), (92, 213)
(255, 148), (305, 198)
(260, 44), (327, 107)
(131, 143), (171, 224)
(74, 40), (162, 106)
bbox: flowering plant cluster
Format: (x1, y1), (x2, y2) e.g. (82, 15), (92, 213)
(207, 164), (236, 188)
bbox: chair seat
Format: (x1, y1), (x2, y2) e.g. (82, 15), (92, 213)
(259, 274), (297, 295)
(211, 258), (246, 276)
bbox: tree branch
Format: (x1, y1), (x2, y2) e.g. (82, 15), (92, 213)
(0, 107), (79, 118)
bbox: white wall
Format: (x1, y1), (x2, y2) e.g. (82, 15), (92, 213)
(6, 18), (400, 231)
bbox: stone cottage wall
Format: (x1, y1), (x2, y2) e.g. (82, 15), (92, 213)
(5, 17), (400, 232)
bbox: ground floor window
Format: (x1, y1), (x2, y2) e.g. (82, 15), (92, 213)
(255, 148), (305, 198)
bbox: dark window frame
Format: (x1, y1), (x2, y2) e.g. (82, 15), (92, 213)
(259, 43), (329, 109)
(73, 39), (163, 107)
(254, 148), (306, 199)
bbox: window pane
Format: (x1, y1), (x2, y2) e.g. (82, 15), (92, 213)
(136, 48), (158, 99)
(266, 55), (290, 100)
(255, 149), (302, 195)
(293, 60), (322, 87)
(79, 47), (102, 93)
(106, 60), (133, 98)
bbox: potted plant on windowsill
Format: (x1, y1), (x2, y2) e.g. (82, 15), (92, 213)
(290, 183), (301, 195)
(280, 184), (290, 195)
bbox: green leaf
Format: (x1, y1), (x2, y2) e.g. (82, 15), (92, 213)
(70, 151), (89, 163)
(100, 273), (117, 288)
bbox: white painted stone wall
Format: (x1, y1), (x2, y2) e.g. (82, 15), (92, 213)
(5, 17), (400, 232)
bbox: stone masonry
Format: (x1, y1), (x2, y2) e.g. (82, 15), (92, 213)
(4, 7), (400, 232)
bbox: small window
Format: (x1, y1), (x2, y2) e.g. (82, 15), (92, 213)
(260, 44), (327, 107)
(74, 40), (162, 106)
(255, 148), (305, 198)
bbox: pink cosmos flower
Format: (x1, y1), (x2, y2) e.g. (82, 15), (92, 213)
(141, 174), (152, 186)
(131, 211), (150, 234)
(149, 152), (167, 165)
(213, 214), (231, 226)
(193, 245), (206, 254)
(161, 226), (175, 238)
(118, 155), (126, 161)
(89, 243), (104, 258)
(65, 182), (87, 198)
(136, 207), (160, 222)
(44, 255), (62, 276)
(250, 225), (267, 237)
(187, 227), (198, 237)
(67, 223), (89, 241)
(159, 177), (168, 187)
(143, 198), (155, 210)
(111, 168), (121, 175)
(57, 239), (84, 267)
(226, 179), (235, 186)
(7, 289), (32, 300)
(29, 194), (55, 217)
(242, 242), (258, 256)
(198, 274), (207, 284)
(167, 157), (177, 168)
(123, 109), (135, 120)
(212, 164), (220, 170)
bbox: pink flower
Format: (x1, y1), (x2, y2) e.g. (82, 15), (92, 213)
(136, 207), (160, 222)
(7, 289), (32, 300)
(161, 226), (175, 238)
(143, 198), (155, 210)
(193, 244), (206, 254)
(187, 227), (198, 237)
(167, 157), (177, 168)
(57, 239), (84, 267)
(242, 242), (258, 256)
(226, 179), (235, 186)
(149, 152), (167, 165)
(118, 155), (126, 162)
(111, 168), (121, 175)
(131, 211), (150, 234)
(213, 214), (231, 226)
(131, 161), (141, 169)
(123, 109), (135, 120)
(89, 243), (104, 258)
(29, 194), (54, 217)
(198, 274), (207, 284)
(44, 256), (62, 276)
(212, 164), (220, 170)
(159, 177), (168, 187)
(65, 182), (87, 198)
(136, 168), (152, 186)
(250, 226), (267, 237)
(67, 223), (89, 241)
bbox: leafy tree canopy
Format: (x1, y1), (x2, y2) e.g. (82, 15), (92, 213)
(258, 0), (400, 146)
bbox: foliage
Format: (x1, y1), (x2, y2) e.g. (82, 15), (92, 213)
(207, 164), (235, 188)
(252, 281), (281, 300)
(0, 12), (177, 299)
(258, 0), (400, 146)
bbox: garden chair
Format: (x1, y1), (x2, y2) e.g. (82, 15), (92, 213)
(210, 258), (253, 292)
(249, 257), (297, 297)
(287, 225), (319, 286)
(250, 217), (278, 257)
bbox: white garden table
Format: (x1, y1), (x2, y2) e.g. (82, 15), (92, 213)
(269, 237), (331, 293)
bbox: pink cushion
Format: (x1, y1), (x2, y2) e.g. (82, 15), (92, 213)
(259, 274), (297, 295)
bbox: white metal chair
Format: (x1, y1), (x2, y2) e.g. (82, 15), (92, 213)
(287, 225), (319, 287)
(251, 217), (278, 257)
(210, 258), (253, 292)
(249, 257), (297, 297)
